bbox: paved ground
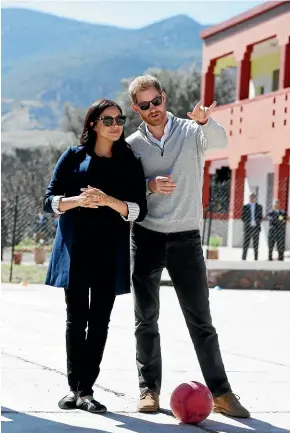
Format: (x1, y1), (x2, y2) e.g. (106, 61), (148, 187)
(1, 284), (290, 433)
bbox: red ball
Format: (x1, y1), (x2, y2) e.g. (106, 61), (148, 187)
(170, 381), (213, 425)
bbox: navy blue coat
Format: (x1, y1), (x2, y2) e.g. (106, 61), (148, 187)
(43, 144), (147, 295)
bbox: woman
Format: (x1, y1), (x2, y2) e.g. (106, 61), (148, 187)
(43, 99), (147, 413)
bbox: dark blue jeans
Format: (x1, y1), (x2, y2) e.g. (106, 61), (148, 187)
(131, 224), (231, 398)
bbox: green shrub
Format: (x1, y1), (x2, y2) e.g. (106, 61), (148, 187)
(209, 236), (222, 249)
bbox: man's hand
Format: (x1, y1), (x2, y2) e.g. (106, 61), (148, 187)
(148, 175), (176, 195)
(187, 100), (216, 125)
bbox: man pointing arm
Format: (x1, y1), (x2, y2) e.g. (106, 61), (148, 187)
(187, 99), (228, 152)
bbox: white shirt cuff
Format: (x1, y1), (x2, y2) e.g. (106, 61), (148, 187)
(51, 196), (65, 214)
(122, 202), (140, 222)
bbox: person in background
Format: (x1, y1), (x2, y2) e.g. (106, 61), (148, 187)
(33, 211), (49, 243)
(241, 193), (263, 261)
(43, 99), (147, 414)
(268, 199), (287, 261)
(52, 214), (59, 231)
(126, 74), (250, 418)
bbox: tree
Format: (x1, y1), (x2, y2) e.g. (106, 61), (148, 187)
(214, 68), (236, 105)
(1, 147), (61, 207)
(1, 146), (64, 249)
(61, 103), (86, 144)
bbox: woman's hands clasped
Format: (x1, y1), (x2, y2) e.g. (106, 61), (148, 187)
(78, 185), (111, 208)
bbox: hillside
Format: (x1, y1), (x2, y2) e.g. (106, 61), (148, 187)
(1, 8), (206, 146)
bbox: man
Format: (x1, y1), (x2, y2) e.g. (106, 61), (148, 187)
(33, 211), (49, 243)
(241, 193), (263, 261)
(268, 199), (287, 261)
(126, 75), (250, 418)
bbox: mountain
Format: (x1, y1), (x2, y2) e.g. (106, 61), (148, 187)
(1, 8), (206, 145)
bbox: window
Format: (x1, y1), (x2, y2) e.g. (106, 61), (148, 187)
(272, 69), (279, 92)
(256, 86), (264, 95)
(211, 168), (231, 212)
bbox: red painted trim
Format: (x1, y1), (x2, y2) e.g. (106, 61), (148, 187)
(273, 162), (289, 211)
(236, 49), (252, 100)
(203, 212), (229, 220)
(202, 161), (211, 210)
(229, 157), (247, 219)
(279, 39), (290, 89)
(200, 1), (287, 40)
(201, 66), (215, 106)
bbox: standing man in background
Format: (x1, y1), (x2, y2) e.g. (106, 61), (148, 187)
(126, 75), (250, 419)
(33, 211), (49, 244)
(241, 193), (263, 261)
(268, 199), (287, 261)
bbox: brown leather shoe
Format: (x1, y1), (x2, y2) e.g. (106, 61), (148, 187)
(213, 392), (250, 418)
(137, 389), (159, 413)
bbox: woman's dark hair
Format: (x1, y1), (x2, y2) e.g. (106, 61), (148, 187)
(80, 99), (125, 150)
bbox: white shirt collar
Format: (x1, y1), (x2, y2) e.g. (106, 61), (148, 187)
(145, 113), (172, 146)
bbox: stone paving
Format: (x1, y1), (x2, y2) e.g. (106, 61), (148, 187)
(1, 283), (290, 432)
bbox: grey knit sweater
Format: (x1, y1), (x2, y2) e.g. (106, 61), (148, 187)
(126, 113), (228, 233)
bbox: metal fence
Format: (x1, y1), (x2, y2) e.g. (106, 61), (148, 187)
(1, 195), (58, 281)
(1, 179), (289, 282)
(202, 176), (289, 261)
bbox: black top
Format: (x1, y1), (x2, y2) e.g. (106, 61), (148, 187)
(241, 203), (263, 227)
(71, 152), (129, 288)
(268, 209), (287, 230)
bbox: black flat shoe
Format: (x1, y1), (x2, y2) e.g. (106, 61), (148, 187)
(58, 392), (78, 410)
(76, 396), (107, 414)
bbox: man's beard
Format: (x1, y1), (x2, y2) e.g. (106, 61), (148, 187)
(145, 110), (166, 126)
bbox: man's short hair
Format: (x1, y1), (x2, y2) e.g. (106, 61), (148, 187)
(128, 75), (163, 104)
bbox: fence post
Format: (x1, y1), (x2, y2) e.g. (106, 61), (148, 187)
(205, 176), (215, 259)
(9, 195), (19, 283)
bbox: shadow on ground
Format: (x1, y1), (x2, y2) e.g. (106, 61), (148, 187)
(2, 407), (289, 433)
(108, 411), (290, 433)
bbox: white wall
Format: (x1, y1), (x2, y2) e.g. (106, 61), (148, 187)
(244, 154), (273, 209)
(209, 159), (228, 174)
(244, 155), (274, 250)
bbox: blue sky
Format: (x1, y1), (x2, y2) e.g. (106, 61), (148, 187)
(2, 0), (266, 28)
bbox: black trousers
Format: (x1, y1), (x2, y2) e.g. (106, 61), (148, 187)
(268, 227), (285, 261)
(64, 284), (115, 397)
(242, 226), (260, 260)
(131, 224), (231, 398)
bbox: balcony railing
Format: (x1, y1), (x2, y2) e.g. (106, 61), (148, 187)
(210, 88), (290, 158)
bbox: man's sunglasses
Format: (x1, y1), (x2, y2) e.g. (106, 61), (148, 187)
(97, 115), (127, 126)
(137, 95), (163, 111)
